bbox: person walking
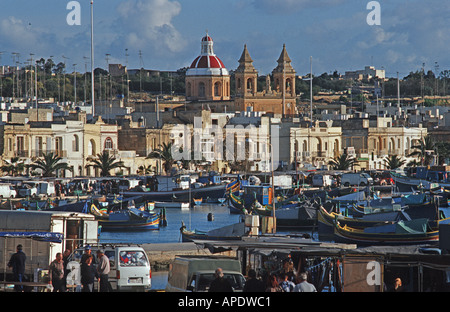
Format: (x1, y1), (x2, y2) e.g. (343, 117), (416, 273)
(49, 252), (66, 292)
(293, 272), (317, 292)
(81, 255), (98, 292)
(96, 249), (111, 292)
(7, 244), (26, 292)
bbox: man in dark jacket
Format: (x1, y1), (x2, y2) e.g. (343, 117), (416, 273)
(209, 268), (233, 292)
(81, 255), (98, 292)
(243, 269), (265, 292)
(8, 244), (26, 292)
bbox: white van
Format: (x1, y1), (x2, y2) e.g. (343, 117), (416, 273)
(0, 183), (17, 198)
(341, 173), (373, 187)
(312, 174), (333, 187)
(165, 255), (245, 292)
(71, 245), (151, 292)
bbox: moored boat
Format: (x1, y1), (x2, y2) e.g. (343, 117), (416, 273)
(179, 221), (244, 242)
(332, 217), (450, 246)
(99, 208), (161, 231)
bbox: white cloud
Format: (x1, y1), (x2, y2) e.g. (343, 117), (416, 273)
(0, 17), (45, 52)
(116, 0), (186, 54)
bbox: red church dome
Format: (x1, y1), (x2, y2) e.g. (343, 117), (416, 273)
(186, 33), (229, 76)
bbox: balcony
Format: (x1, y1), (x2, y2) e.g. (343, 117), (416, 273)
(14, 150), (29, 158)
(30, 150), (67, 158)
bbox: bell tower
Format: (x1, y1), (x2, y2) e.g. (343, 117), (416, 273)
(272, 44), (296, 98)
(235, 44), (258, 97)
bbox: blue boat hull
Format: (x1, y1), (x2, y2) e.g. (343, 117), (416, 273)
(100, 208), (160, 231)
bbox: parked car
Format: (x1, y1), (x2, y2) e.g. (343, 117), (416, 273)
(0, 183), (17, 198)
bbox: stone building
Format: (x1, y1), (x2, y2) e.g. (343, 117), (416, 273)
(290, 120), (342, 169)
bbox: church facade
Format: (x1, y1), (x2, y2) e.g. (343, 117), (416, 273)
(185, 34), (298, 116)
(234, 44), (297, 116)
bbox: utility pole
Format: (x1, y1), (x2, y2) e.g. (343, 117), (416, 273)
(0, 51), (3, 98)
(73, 64), (77, 105)
(139, 50), (144, 94)
(310, 56), (313, 128)
(91, 0), (95, 117)
(35, 61), (38, 108)
(84, 56), (89, 104)
(62, 55), (69, 104)
(125, 48), (130, 103)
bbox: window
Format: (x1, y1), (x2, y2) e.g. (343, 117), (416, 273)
(119, 251), (148, 267)
(73, 135), (79, 152)
(199, 82), (206, 98)
(104, 137), (113, 150)
(214, 82), (221, 97)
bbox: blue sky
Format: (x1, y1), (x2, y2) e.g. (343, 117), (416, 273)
(1, 0), (449, 78)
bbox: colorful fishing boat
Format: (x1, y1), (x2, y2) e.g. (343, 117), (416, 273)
(317, 206), (406, 236)
(332, 217), (450, 246)
(228, 184), (273, 214)
(193, 198), (203, 205)
(99, 208), (160, 231)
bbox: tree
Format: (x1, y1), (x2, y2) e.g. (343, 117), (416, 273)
(86, 150), (125, 177)
(29, 152), (70, 177)
(408, 135), (435, 166)
(434, 142), (450, 165)
(147, 142), (176, 175)
(328, 154), (357, 170)
(384, 155), (406, 170)
(0, 157), (25, 176)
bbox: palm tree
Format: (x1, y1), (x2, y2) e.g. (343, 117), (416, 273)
(0, 157), (25, 176)
(147, 142), (176, 175)
(408, 135), (435, 166)
(435, 142), (450, 165)
(86, 150), (125, 177)
(384, 155), (406, 170)
(328, 153), (357, 170)
(29, 152), (70, 177)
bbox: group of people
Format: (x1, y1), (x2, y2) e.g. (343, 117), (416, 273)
(7, 244), (112, 292)
(207, 266), (317, 293)
(242, 269), (317, 293)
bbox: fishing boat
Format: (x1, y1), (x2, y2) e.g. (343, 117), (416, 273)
(275, 200), (319, 229)
(179, 221), (244, 242)
(153, 201), (190, 209)
(99, 208), (161, 231)
(390, 168), (443, 191)
(122, 181), (234, 203)
(317, 205), (409, 236)
(193, 198), (203, 205)
(228, 184), (273, 214)
(332, 217), (450, 246)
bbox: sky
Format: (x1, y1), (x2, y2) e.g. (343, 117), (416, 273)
(1, 0), (449, 78)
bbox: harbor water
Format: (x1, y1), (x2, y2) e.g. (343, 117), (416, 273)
(98, 203), (243, 244)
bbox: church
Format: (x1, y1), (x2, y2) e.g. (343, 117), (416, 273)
(185, 33), (298, 116)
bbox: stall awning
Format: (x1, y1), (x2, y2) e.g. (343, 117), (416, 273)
(0, 232), (64, 243)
